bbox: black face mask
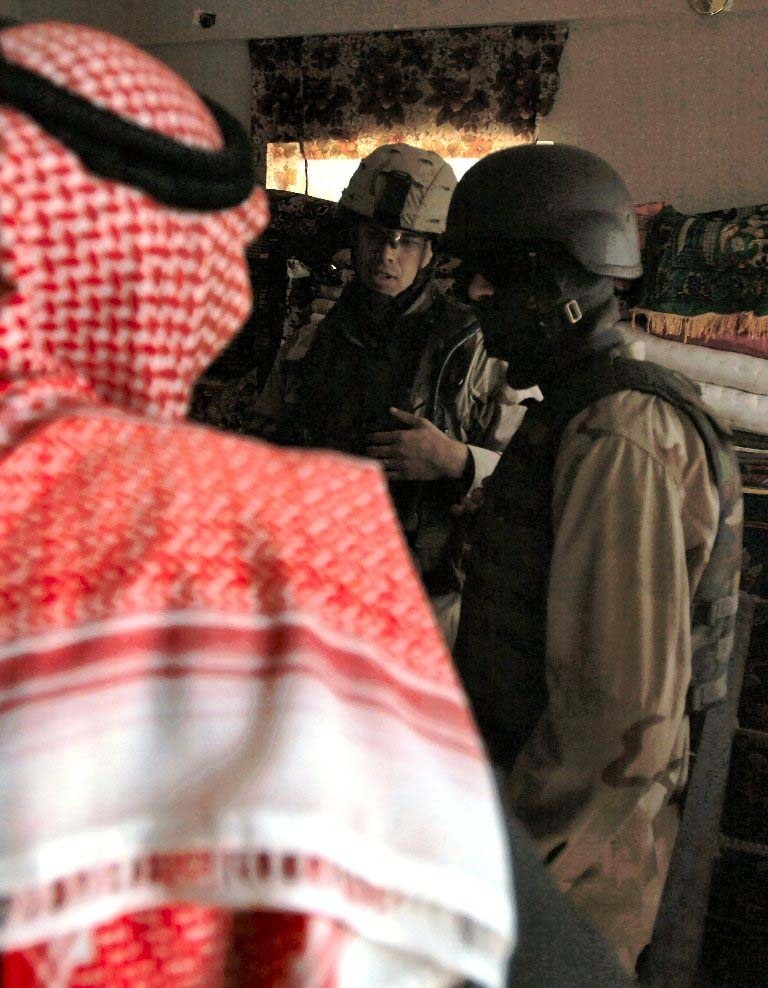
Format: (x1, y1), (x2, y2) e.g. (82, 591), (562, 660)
(471, 292), (559, 389)
(454, 246), (566, 389)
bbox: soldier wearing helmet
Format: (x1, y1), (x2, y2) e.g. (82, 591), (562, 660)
(444, 144), (742, 972)
(249, 144), (526, 644)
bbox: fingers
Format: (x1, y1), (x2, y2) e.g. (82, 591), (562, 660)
(468, 487), (485, 509)
(366, 410), (425, 445)
(389, 406), (422, 426)
(365, 431), (399, 445)
(310, 297), (338, 314)
(365, 442), (405, 480)
(367, 449), (402, 481)
(366, 444), (398, 459)
(307, 295), (339, 327)
(315, 285), (343, 302)
(450, 488), (485, 517)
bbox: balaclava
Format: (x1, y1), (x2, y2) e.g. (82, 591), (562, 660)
(461, 241), (617, 390)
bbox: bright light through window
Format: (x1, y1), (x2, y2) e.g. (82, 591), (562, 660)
(266, 145), (482, 202)
(305, 158), (360, 202)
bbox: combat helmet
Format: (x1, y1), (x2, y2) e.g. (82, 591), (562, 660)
(443, 144), (642, 278)
(339, 144), (456, 236)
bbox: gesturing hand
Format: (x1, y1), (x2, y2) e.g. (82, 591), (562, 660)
(366, 407), (469, 481)
(450, 484), (486, 518)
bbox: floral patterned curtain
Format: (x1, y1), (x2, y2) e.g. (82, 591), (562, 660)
(249, 23), (568, 188)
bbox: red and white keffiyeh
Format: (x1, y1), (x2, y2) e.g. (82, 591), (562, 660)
(0, 22), (514, 988)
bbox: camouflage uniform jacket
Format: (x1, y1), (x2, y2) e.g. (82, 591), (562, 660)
(246, 280), (525, 596)
(455, 318), (742, 972)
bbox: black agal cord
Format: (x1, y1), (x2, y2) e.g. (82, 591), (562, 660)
(0, 47), (255, 209)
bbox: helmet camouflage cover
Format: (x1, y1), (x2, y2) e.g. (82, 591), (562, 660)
(340, 144), (457, 236)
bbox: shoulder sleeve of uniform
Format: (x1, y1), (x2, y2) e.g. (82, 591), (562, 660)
(559, 390), (707, 490)
(432, 291), (479, 333)
(284, 319), (323, 361)
(463, 336), (527, 474)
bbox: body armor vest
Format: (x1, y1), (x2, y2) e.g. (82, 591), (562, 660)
(454, 350), (743, 770)
(279, 287), (482, 594)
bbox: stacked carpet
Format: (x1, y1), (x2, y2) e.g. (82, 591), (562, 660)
(631, 201), (768, 434)
(627, 318), (768, 443)
(629, 202), (768, 986)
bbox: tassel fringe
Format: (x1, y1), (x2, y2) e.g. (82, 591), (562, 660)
(632, 307), (768, 341)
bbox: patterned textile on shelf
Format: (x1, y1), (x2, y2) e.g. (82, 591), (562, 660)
(632, 312), (768, 359)
(611, 203), (668, 318)
(260, 189), (342, 258)
(736, 444), (768, 492)
(248, 24), (568, 184)
(634, 203), (768, 346)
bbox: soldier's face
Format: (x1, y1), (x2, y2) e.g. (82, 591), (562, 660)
(355, 221), (433, 297)
(467, 270), (557, 389)
(466, 273), (517, 364)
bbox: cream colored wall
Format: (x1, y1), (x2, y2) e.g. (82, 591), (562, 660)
(539, 13), (768, 212)
(148, 40), (252, 132)
(8, 1), (768, 212)
(13, 0), (767, 44)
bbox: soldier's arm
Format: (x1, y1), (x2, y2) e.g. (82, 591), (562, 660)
(242, 323), (318, 440)
(463, 345), (531, 489)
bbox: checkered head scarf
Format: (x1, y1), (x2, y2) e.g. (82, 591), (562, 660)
(0, 20), (269, 425)
(0, 23), (516, 988)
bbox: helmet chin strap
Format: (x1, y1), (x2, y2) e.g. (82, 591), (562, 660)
(563, 299), (583, 325)
(528, 282), (583, 342)
(517, 245), (585, 337)
(541, 257), (613, 334)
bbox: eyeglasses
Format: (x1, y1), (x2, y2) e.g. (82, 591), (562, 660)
(359, 221), (429, 251)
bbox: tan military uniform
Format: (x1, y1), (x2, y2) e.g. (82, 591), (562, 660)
(249, 285), (522, 482)
(245, 281), (527, 645)
(497, 368), (725, 971)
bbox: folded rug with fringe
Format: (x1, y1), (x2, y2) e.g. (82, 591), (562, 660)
(624, 320), (768, 395)
(635, 203), (768, 349)
(632, 308), (768, 359)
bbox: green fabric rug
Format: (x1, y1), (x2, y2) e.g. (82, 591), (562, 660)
(638, 204), (768, 321)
